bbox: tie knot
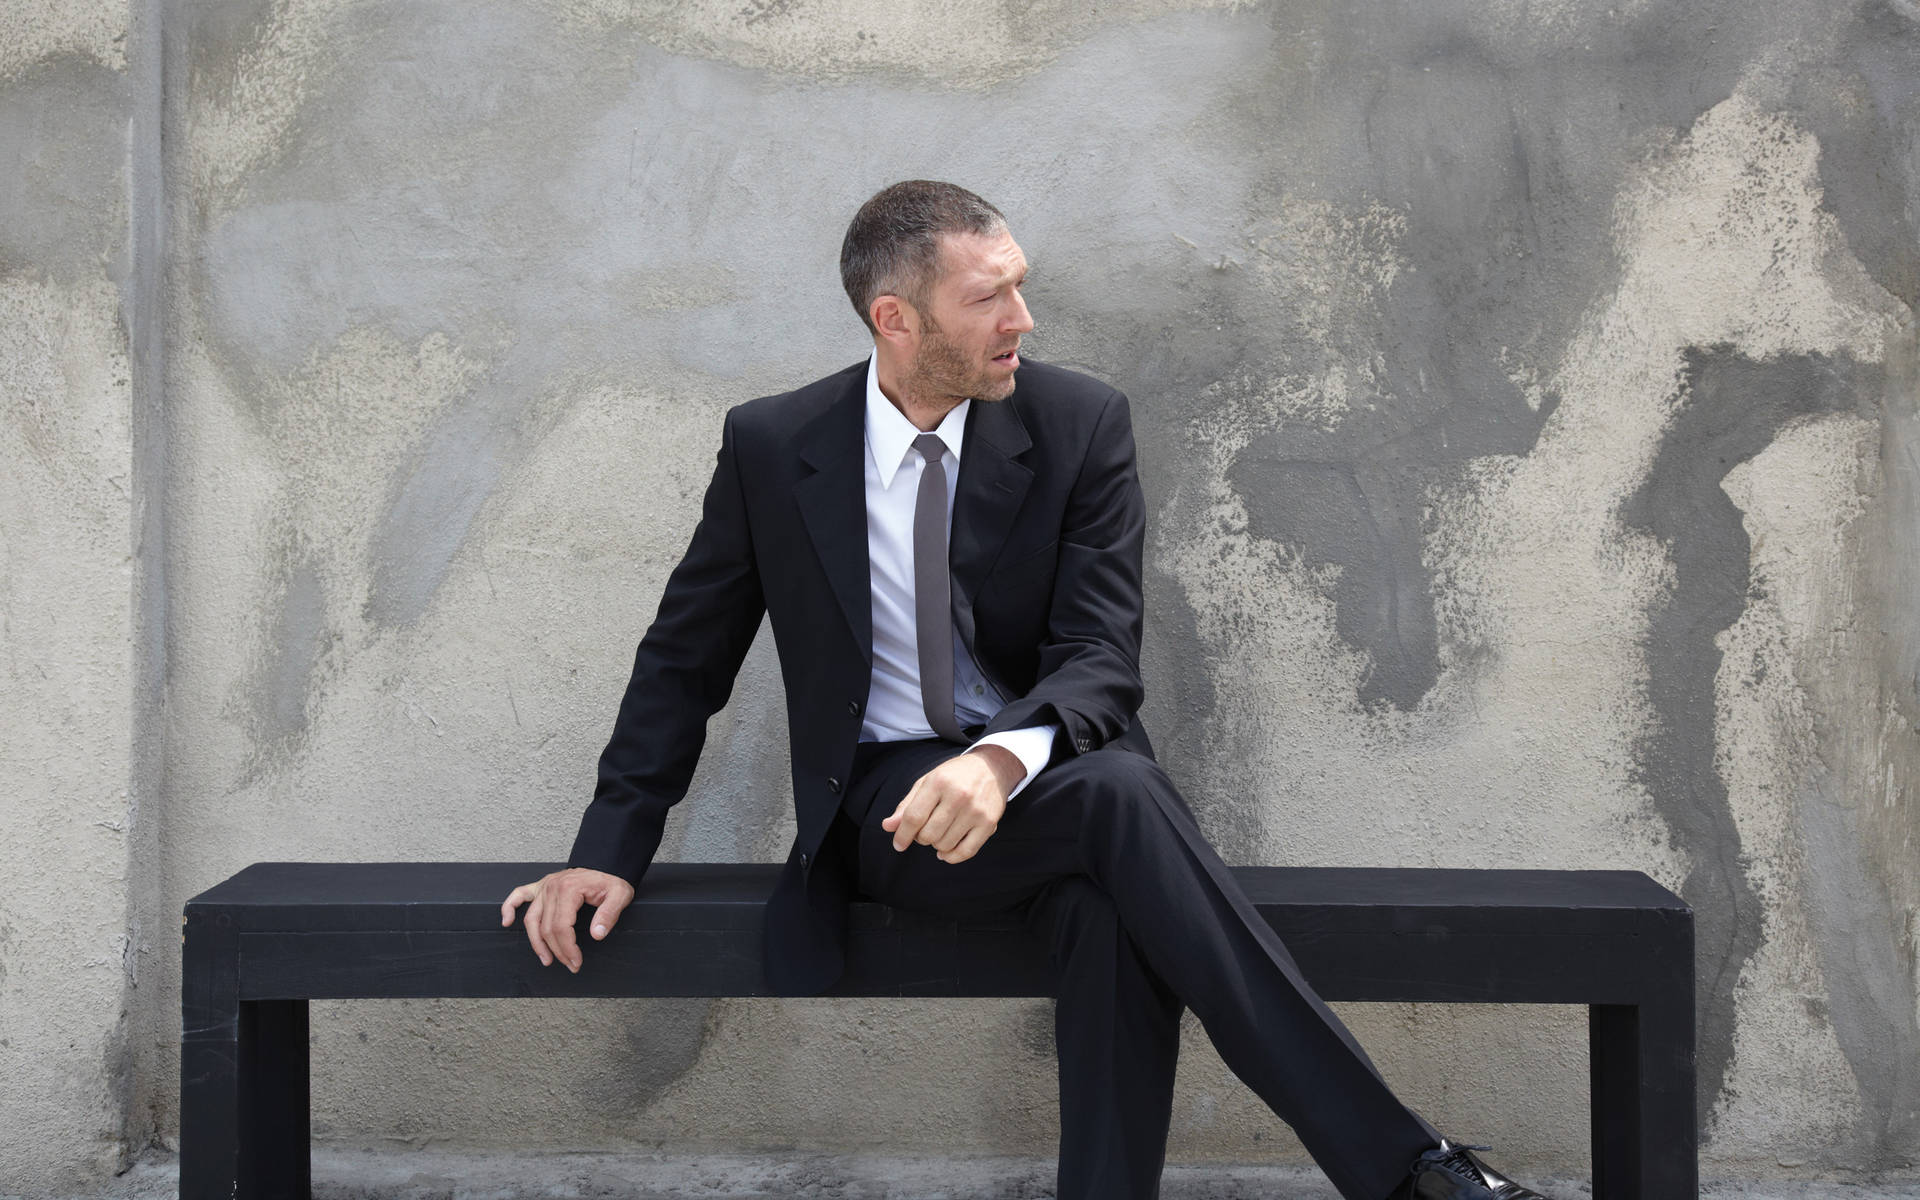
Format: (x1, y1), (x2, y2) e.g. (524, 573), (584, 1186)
(913, 433), (946, 464)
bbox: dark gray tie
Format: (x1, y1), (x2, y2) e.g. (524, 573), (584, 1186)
(912, 433), (968, 743)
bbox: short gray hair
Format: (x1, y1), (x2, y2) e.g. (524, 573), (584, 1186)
(840, 181), (1006, 334)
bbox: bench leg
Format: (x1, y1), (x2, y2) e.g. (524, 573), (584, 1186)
(239, 998), (312, 1199)
(1590, 1000), (1695, 1199)
(182, 911), (311, 1200)
(182, 912), (242, 1200)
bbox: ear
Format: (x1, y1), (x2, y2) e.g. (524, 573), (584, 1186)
(870, 294), (919, 351)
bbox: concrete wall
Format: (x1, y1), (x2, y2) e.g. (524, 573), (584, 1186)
(2, 0), (1916, 1189)
(0, 0), (159, 1188)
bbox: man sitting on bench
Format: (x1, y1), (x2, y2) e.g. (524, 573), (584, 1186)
(501, 180), (1553, 1200)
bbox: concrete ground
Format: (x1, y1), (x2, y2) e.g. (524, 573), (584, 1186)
(38, 1149), (1920, 1200)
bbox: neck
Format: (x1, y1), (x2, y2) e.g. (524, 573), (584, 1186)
(874, 344), (963, 432)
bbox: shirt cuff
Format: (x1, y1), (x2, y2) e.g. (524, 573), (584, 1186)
(968, 724), (1059, 801)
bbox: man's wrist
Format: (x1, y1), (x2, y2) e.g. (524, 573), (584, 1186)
(968, 724), (1058, 801)
(966, 744), (1025, 796)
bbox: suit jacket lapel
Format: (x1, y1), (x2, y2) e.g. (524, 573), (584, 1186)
(950, 396), (1034, 651)
(793, 372), (873, 664)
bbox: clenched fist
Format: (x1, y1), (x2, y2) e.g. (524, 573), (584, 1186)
(881, 745), (1024, 864)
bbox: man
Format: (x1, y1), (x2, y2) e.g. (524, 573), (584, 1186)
(502, 181), (1552, 1200)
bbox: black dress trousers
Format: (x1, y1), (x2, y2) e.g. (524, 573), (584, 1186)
(835, 739), (1441, 1200)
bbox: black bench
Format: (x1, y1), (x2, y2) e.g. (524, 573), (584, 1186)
(181, 862), (1694, 1199)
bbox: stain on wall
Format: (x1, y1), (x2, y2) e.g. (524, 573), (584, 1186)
(1623, 349), (1879, 1129)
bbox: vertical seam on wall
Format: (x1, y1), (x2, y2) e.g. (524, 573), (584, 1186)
(122, 0), (170, 1158)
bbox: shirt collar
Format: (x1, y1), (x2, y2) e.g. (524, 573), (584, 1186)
(865, 352), (970, 489)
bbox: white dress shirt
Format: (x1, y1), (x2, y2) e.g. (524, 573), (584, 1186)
(859, 354), (1059, 800)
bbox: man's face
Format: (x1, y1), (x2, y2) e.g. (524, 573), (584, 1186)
(901, 228), (1034, 404)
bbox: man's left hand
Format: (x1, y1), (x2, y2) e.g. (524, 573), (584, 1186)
(883, 745), (1023, 864)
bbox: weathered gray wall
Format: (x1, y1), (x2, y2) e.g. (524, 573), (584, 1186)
(3, 0), (1917, 1189)
(1, 0), (162, 1188)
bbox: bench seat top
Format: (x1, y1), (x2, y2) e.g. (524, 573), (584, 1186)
(187, 862), (1687, 936)
(184, 862), (1691, 1004)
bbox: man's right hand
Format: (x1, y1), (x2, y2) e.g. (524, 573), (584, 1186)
(500, 867), (634, 974)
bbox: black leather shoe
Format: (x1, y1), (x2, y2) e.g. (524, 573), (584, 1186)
(1395, 1139), (1551, 1200)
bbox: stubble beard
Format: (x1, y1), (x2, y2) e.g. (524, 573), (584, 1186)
(902, 310), (1016, 408)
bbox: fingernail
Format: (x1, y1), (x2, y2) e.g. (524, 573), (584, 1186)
(592, 924), (605, 937)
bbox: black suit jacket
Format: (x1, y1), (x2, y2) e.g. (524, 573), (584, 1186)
(567, 357), (1153, 994)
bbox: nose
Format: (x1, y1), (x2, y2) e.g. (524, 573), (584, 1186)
(1004, 289), (1035, 335)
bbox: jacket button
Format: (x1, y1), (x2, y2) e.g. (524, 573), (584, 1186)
(847, 700), (860, 716)
(800, 852), (810, 870)
(827, 777), (841, 793)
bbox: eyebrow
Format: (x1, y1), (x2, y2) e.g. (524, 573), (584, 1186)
(983, 259), (1030, 290)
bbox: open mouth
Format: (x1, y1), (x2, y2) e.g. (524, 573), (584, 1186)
(992, 348), (1020, 368)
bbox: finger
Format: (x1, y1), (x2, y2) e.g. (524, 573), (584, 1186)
(887, 778), (928, 849)
(915, 788), (960, 849)
(500, 883), (535, 927)
(892, 785), (937, 852)
(882, 776), (922, 833)
(939, 822), (995, 865)
(524, 891), (552, 966)
(589, 887), (632, 940)
(549, 890), (583, 972)
(540, 890), (568, 970)
(931, 805), (972, 854)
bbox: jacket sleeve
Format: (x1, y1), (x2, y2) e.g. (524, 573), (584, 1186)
(566, 407), (766, 886)
(981, 388), (1145, 758)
